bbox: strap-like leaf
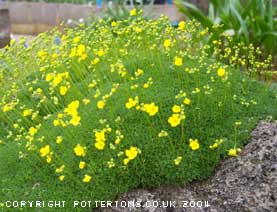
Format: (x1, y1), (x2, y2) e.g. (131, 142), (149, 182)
(229, 3), (249, 43)
(175, 0), (214, 28)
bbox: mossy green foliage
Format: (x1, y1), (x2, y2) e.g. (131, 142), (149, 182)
(0, 11), (276, 211)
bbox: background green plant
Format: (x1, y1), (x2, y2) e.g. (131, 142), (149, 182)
(175, 0), (277, 58)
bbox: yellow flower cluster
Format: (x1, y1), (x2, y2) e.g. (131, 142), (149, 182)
(53, 100), (81, 127)
(2, 102), (16, 112)
(114, 130), (124, 145)
(96, 83), (119, 110)
(126, 97), (158, 117)
(209, 139), (224, 149)
(168, 104), (186, 127)
(110, 60), (127, 78)
(158, 130), (168, 138)
(123, 146), (140, 165)
(70, 44), (87, 61)
(174, 156), (182, 166)
(94, 127), (111, 150)
(0, 11), (268, 189)
(126, 96), (139, 109)
(40, 145), (53, 163)
(141, 103), (159, 116)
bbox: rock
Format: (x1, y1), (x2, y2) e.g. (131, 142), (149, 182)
(95, 121), (277, 212)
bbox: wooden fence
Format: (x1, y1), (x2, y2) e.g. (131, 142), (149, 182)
(0, 2), (184, 34)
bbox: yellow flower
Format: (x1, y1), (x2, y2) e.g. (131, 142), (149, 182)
(143, 83), (149, 89)
(23, 109), (32, 117)
(163, 39), (171, 48)
(144, 103), (159, 116)
(70, 47), (77, 57)
(53, 119), (60, 126)
(83, 174), (92, 183)
(189, 139), (200, 151)
(77, 44), (86, 55)
(97, 49), (105, 57)
(56, 136), (63, 144)
(59, 86), (68, 96)
(40, 145), (50, 157)
(209, 143), (219, 149)
(59, 175), (65, 181)
(174, 57), (183, 66)
(135, 69), (144, 77)
(64, 101), (79, 116)
(70, 115), (81, 126)
(74, 144), (86, 157)
(95, 131), (105, 142)
(52, 53), (58, 59)
(217, 68), (226, 77)
(130, 8), (137, 16)
(73, 36), (81, 43)
(125, 97), (139, 109)
(228, 148), (241, 157)
(235, 121), (242, 126)
(200, 28), (208, 36)
(115, 138), (121, 144)
(123, 158), (130, 165)
(158, 130), (168, 137)
(82, 98), (90, 105)
(52, 75), (63, 87)
(97, 100), (105, 109)
(91, 58), (100, 65)
(174, 156), (182, 166)
(192, 88), (200, 94)
(178, 21), (185, 30)
(172, 105), (181, 113)
(79, 161), (86, 169)
(55, 165), (65, 173)
(107, 158), (115, 168)
(209, 139), (224, 149)
(95, 141), (105, 150)
(37, 50), (47, 59)
(2, 103), (14, 112)
(168, 114), (181, 127)
(111, 21), (117, 27)
(125, 146), (139, 160)
(80, 53), (87, 60)
(29, 127), (38, 136)
(46, 155), (52, 163)
(183, 98), (191, 105)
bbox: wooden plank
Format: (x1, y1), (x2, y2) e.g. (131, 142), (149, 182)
(0, 8), (11, 48)
(0, 2), (184, 34)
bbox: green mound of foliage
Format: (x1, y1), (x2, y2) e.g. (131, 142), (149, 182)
(0, 10), (276, 211)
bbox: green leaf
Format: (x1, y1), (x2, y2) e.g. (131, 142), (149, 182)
(175, 0), (214, 28)
(229, 3), (249, 43)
